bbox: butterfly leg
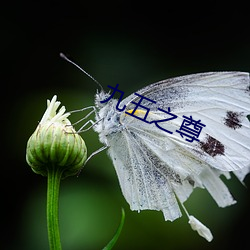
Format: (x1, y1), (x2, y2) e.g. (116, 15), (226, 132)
(77, 145), (108, 176)
(77, 120), (95, 132)
(85, 145), (108, 165)
(70, 106), (96, 125)
(68, 106), (100, 132)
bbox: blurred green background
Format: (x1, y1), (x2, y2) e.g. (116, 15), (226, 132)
(2, 2), (250, 250)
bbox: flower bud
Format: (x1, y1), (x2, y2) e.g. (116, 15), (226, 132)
(26, 95), (87, 178)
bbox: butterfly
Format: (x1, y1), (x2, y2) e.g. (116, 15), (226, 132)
(92, 72), (250, 241)
(61, 55), (250, 241)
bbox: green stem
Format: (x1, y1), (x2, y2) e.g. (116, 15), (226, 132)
(47, 165), (63, 250)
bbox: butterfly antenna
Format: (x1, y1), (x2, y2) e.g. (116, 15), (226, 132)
(60, 53), (104, 91)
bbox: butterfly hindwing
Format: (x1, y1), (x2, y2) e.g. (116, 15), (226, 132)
(107, 124), (182, 221)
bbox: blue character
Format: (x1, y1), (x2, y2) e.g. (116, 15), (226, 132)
(150, 107), (177, 134)
(125, 93), (156, 123)
(176, 115), (206, 142)
(100, 84), (126, 111)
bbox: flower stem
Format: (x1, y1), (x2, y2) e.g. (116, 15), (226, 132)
(47, 165), (63, 250)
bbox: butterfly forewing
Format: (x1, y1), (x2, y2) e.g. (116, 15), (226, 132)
(120, 72), (250, 172)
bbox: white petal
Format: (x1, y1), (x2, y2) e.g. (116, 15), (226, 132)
(188, 215), (213, 242)
(40, 95), (71, 125)
(40, 95), (58, 123)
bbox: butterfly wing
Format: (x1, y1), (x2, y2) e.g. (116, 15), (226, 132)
(105, 72), (249, 221)
(121, 72), (250, 173)
(106, 121), (182, 221)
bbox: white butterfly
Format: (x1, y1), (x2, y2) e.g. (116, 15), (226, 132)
(87, 71), (249, 242)
(60, 53), (250, 242)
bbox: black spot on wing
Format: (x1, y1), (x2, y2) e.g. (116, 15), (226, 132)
(186, 177), (195, 186)
(199, 135), (225, 157)
(246, 84), (250, 95)
(224, 111), (243, 130)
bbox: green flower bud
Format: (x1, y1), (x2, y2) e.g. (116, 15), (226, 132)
(26, 95), (87, 178)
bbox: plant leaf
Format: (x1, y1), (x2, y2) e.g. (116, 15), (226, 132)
(102, 208), (125, 250)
